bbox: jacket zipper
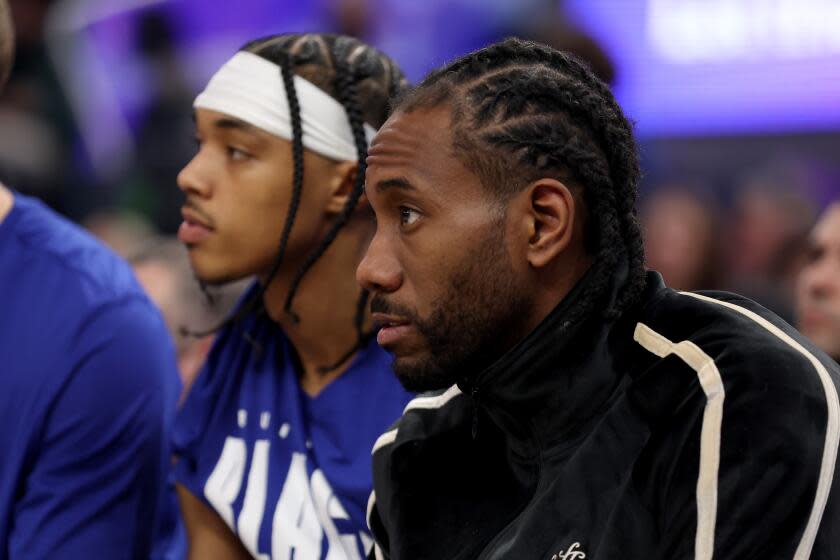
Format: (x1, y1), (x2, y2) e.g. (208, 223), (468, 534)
(474, 418), (544, 560)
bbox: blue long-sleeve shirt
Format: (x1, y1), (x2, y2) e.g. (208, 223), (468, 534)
(0, 193), (181, 559)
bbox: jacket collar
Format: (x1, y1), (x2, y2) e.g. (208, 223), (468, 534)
(456, 260), (661, 451)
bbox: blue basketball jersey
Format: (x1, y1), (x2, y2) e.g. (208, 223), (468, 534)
(173, 290), (412, 559)
(0, 193), (182, 558)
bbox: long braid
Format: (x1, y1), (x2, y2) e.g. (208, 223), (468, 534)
(218, 51), (307, 329)
(264, 53), (306, 295)
(397, 38), (645, 321)
(282, 39), (371, 325)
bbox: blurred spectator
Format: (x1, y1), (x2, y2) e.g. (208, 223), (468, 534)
(796, 202), (840, 362)
(126, 9), (195, 234)
(331, 0), (370, 39)
(130, 237), (248, 397)
(641, 186), (721, 292)
(0, 0), (82, 215)
(724, 162), (818, 322)
(727, 165), (817, 280)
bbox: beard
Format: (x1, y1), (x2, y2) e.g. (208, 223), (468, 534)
(371, 223), (533, 392)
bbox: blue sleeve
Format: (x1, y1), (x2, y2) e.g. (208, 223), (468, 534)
(7, 297), (181, 559)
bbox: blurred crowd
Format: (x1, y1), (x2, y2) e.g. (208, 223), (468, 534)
(0, 0), (838, 368)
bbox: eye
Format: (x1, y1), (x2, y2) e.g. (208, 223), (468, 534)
(399, 206), (421, 227)
(806, 245), (825, 264)
(228, 146), (251, 161)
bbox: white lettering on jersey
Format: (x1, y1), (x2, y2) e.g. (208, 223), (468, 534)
(359, 532), (374, 556)
(311, 469), (362, 560)
(205, 439), (368, 558)
(238, 439), (270, 559)
(204, 436), (247, 529)
(272, 452), (322, 560)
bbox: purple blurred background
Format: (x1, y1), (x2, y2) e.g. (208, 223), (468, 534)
(1, 0), (839, 324)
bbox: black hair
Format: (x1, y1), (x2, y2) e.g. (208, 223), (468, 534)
(218, 33), (408, 370)
(393, 37), (646, 323)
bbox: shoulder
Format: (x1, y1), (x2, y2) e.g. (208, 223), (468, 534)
(630, 286), (840, 483)
(1, 195), (178, 395)
(636, 287), (840, 397)
(6, 194), (144, 310)
(627, 284), (840, 471)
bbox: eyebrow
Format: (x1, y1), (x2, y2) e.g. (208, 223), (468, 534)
(374, 177), (416, 193)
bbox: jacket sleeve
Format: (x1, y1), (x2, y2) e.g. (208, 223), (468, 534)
(655, 339), (835, 560)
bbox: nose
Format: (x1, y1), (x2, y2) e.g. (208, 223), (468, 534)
(357, 230), (403, 294)
(177, 151), (212, 198)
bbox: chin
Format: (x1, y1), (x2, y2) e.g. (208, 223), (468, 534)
(391, 354), (457, 393)
(187, 255), (248, 286)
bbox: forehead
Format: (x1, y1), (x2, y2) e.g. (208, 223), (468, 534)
(813, 204), (840, 245)
(366, 105), (482, 202)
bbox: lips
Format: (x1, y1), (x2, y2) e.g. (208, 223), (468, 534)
(178, 206), (214, 245)
(371, 312), (413, 347)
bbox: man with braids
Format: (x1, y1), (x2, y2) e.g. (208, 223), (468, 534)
(172, 33), (412, 559)
(0, 0), (181, 557)
(359, 38), (840, 559)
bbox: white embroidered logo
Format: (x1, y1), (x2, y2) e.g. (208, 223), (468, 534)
(551, 541), (586, 560)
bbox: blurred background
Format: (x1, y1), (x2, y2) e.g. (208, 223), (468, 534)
(1, 0), (839, 327)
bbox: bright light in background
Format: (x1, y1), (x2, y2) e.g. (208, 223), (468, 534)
(565, 0), (840, 137)
(648, 0), (840, 63)
(43, 0), (840, 176)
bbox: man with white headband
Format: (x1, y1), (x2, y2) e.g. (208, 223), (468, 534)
(172, 33), (412, 559)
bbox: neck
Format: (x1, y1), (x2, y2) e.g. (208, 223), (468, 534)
(527, 251), (594, 339)
(262, 217), (372, 396)
(0, 184), (12, 224)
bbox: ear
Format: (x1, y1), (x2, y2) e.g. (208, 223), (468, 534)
(524, 178), (577, 269)
(325, 161), (359, 215)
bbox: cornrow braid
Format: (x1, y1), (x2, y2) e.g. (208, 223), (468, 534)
(283, 37), (377, 371)
(283, 38), (370, 322)
(270, 52), (306, 286)
(396, 37), (646, 323)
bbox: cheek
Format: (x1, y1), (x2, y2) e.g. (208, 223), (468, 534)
(400, 242), (453, 306)
(216, 189), (287, 265)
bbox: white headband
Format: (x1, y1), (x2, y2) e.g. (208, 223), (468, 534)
(194, 51), (376, 162)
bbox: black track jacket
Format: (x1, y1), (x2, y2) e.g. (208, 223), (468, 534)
(367, 272), (840, 559)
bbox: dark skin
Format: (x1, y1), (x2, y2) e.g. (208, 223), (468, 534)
(177, 486), (252, 560)
(356, 104), (593, 390)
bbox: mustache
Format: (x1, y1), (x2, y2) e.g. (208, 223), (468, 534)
(370, 294), (416, 320)
(183, 199), (215, 228)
